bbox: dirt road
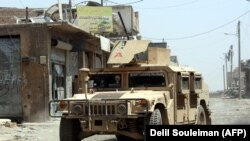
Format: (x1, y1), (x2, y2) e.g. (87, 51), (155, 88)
(210, 97), (250, 125)
(1, 97), (250, 141)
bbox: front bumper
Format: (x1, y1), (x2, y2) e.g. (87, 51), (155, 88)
(49, 98), (149, 119)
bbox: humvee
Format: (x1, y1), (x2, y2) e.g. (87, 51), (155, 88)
(49, 40), (211, 141)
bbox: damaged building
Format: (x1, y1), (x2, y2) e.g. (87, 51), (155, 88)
(0, 22), (109, 122)
(0, 2), (141, 122)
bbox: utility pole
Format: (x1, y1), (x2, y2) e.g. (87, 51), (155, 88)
(224, 21), (242, 99)
(238, 21), (242, 99)
(229, 45), (233, 90)
(25, 7), (29, 23)
(69, 0), (72, 23)
(223, 65), (226, 97)
(101, 0), (103, 6)
(224, 53), (228, 91)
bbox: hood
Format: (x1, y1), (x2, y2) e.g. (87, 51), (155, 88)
(73, 90), (167, 101)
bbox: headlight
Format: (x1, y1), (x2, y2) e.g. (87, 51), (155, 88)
(58, 101), (68, 110)
(135, 99), (148, 107)
(117, 103), (127, 115)
(72, 104), (83, 115)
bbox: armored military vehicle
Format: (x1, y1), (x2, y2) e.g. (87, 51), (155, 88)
(50, 40), (211, 141)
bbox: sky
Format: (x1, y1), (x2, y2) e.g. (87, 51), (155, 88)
(1, 0), (250, 92)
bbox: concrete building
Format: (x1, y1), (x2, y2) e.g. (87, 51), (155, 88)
(0, 3), (140, 122)
(0, 22), (108, 122)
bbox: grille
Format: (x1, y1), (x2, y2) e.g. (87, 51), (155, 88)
(82, 103), (117, 116)
(71, 102), (117, 116)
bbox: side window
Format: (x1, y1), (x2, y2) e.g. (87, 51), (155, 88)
(195, 77), (202, 89)
(128, 71), (166, 87)
(182, 77), (189, 90)
(89, 74), (121, 88)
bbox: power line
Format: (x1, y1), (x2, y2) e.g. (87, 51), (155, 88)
(144, 10), (250, 41)
(122, 0), (143, 5)
(105, 0), (120, 5)
(106, 0), (143, 6)
(73, 1), (89, 7)
(18, 0), (25, 8)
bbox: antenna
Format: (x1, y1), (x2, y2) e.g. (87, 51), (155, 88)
(118, 11), (129, 40)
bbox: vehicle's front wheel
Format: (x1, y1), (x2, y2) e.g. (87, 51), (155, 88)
(196, 105), (207, 125)
(149, 108), (168, 125)
(116, 134), (136, 141)
(60, 118), (81, 141)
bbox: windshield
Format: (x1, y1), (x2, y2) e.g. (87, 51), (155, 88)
(129, 71), (166, 87)
(89, 74), (121, 89)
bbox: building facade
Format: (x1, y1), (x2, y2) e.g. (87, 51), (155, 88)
(0, 22), (108, 122)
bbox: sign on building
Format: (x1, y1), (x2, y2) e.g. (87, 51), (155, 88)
(77, 6), (113, 33)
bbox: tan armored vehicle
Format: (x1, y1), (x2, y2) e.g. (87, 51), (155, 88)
(50, 40), (211, 141)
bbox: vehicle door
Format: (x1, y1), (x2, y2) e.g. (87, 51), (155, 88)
(176, 72), (190, 123)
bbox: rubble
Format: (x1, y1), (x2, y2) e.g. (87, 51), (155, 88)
(0, 119), (11, 125)
(3, 121), (17, 128)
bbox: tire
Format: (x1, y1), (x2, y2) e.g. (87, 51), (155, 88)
(60, 118), (81, 141)
(149, 108), (167, 125)
(11, 117), (23, 124)
(205, 107), (212, 125)
(206, 115), (212, 125)
(196, 105), (207, 125)
(116, 134), (136, 141)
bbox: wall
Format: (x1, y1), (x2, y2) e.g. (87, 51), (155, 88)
(0, 24), (50, 122)
(0, 8), (42, 24)
(21, 25), (50, 122)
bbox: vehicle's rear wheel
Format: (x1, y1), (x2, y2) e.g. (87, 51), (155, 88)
(206, 115), (212, 125)
(149, 108), (167, 125)
(205, 107), (212, 125)
(60, 118), (81, 141)
(196, 105), (207, 125)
